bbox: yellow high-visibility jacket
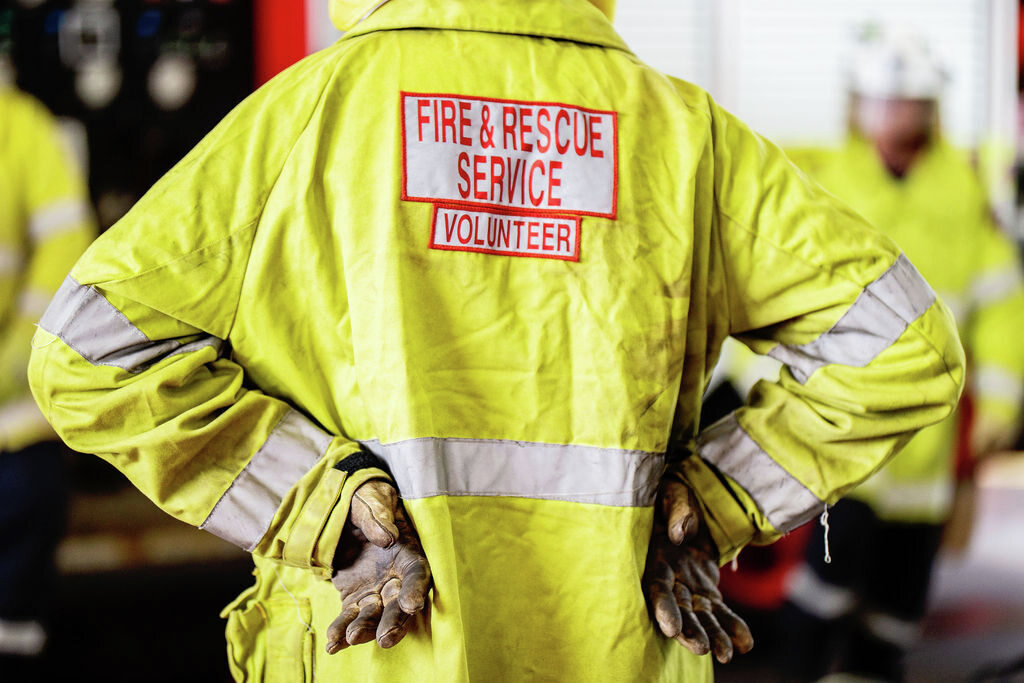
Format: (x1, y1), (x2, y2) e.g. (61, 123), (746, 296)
(0, 87), (94, 452)
(29, 1), (963, 680)
(790, 137), (1024, 523)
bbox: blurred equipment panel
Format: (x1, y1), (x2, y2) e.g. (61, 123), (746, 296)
(2, 0), (254, 229)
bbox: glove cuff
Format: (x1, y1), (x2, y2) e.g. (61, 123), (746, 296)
(334, 449), (390, 475)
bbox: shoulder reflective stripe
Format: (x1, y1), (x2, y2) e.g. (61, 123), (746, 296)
(972, 365), (1024, 404)
(971, 265), (1024, 307)
(785, 565), (857, 619)
(861, 611), (921, 648)
(28, 199), (90, 243)
(697, 413), (820, 533)
(200, 410), (333, 551)
(768, 255), (935, 384)
(0, 246), (24, 276)
(361, 438), (663, 507)
(18, 287), (54, 319)
(38, 275), (223, 373)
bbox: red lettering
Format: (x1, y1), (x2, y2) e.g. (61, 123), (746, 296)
(459, 101), (473, 146)
(507, 158), (524, 204)
(443, 212), (457, 241)
(519, 107), (534, 153)
(457, 214), (473, 244)
(513, 220), (525, 249)
(503, 106), (518, 151)
(473, 215), (485, 245)
(527, 221), (540, 250)
(417, 99), (432, 142)
(490, 157), (505, 202)
(440, 100), (457, 143)
(573, 111), (589, 157)
(528, 160), (546, 206)
(536, 108), (552, 153)
(496, 217), (511, 247)
(457, 152), (471, 198)
(557, 222), (571, 252)
(541, 222), (555, 251)
(555, 110), (571, 154)
(433, 100), (440, 144)
(589, 115), (604, 158)
(473, 155), (487, 200)
(547, 160), (563, 207)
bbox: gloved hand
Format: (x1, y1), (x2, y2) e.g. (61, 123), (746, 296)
(326, 480), (432, 653)
(643, 479), (754, 663)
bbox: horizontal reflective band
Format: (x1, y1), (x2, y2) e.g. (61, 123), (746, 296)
(28, 199), (90, 243)
(861, 611), (921, 648)
(937, 290), (966, 325)
(971, 265), (1024, 307)
(768, 255), (935, 383)
(0, 619), (46, 656)
(972, 365), (1024, 404)
(854, 473), (954, 520)
(785, 565), (857, 619)
(697, 413), (820, 533)
(38, 275), (223, 373)
(18, 287), (55, 319)
(0, 246), (24, 276)
(0, 397), (51, 437)
(201, 410), (333, 551)
(362, 438), (663, 507)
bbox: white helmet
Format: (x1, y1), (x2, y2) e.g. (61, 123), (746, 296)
(848, 27), (948, 100)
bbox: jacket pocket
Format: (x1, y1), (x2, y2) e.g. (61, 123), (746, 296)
(225, 593), (314, 682)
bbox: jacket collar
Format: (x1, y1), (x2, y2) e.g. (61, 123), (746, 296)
(341, 0), (631, 54)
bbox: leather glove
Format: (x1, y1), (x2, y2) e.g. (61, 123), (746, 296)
(643, 479), (754, 663)
(326, 480), (432, 653)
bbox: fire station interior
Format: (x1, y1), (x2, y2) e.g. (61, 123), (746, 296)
(2, 1), (1023, 681)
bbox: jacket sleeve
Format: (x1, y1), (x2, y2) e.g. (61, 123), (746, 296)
(0, 96), (95, 450)
(965, 223), (1024, 447)
(28, 53), (385, 579)
(678, 98), (965, 562)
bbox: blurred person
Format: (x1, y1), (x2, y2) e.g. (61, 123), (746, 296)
(27, 2), (964, 681)
(773, 29), (1024, 681)
(0, 84), (95, 675)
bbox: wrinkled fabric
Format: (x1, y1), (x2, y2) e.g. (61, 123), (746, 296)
(29, 0), (963, 680)
(789, 138), (1024, 522)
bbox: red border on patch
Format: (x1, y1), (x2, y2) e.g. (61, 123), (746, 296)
(429, 202), (582, 262)
(400, 91), (618, 220)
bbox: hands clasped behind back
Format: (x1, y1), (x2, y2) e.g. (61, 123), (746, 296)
(327, 479), (432, 653)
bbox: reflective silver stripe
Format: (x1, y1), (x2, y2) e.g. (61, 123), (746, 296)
(853, 469), (954, 520)
(768, 255), (935, 383)
(362, 437), (663, 507)
(971, 264), (1023, 307)
(972, 365), (1024, 404)
(697, 413), (820, 533)
(0, 246), (24, 276)
(28, 199), (90, 243)
(936, 290), (967, 325)
(785, 565), (857, 619)
(200, 410), (334, 551)
(861, 611), (921, 648)
(0, 619), (46, 656)
(38, 275), (223, 373)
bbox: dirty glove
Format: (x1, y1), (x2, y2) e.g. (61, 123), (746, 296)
(326, 480), (432, 653)
(643, 479), (754, 663)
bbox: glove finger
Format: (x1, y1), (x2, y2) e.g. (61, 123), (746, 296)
(351, 481), (399, 548)
(346, 597), (384, 646)
(377, 596), (413, 649)
(693, 596), (733, 663)
(647, 564), (683, 638)
(714, 601), (755, 655)
(672, 583), (710, 656)
(326, 603), (361, 655)
(661, 480), (699, 546)
(397, 555), (432, 614)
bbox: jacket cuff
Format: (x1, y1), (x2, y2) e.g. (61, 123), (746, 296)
(673, 455), (759, 565)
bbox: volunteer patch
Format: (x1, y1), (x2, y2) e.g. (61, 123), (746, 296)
(402, 92), (618, 219)
(430, 204), (580, 262)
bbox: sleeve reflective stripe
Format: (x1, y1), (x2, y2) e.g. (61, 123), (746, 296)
(362, 437), (663, 507)
(970, 265), (1024, 307)
(971, 365), (1024, 404)
(862, 611), (922, 648)
(785, 565), (857, 619)
(0, 247), (24, 277)
(697, 413), (820, 533)
(28, 199), (90, 243)
(768, 254), (935, 384)
(37, 275), (223, 373)
(200, 410), (333, 551)
(18, 288), (54, 319)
